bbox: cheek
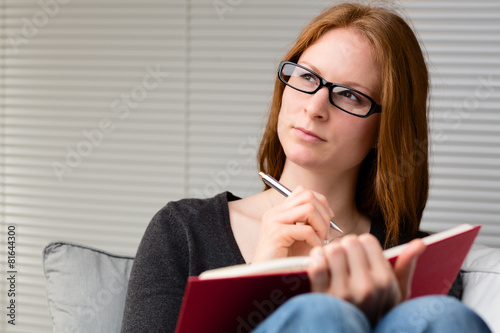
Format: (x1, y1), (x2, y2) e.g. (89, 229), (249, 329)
(280, 87), (303, 114)
(277, 108), (288, 144)
(348, 115), (380, 150)
(277, 90), (298, 135)
(332, 114), (379, 156)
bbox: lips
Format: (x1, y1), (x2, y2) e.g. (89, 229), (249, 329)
(293, 127), (326, 142)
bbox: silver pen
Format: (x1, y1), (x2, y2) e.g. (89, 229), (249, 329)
(259, 172), (344, 234)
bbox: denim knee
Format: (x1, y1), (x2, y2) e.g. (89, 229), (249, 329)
(285, 293), (349, 317)
(253, 293), (370, 333)
(375, 295), (491, 333)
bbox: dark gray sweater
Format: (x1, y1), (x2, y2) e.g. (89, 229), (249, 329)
(120, 192), (459, 332)
(121, 192), (244, 333)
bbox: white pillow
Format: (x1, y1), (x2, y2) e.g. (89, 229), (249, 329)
(43, 242), (134, 333)
(461, 244), (500, 333)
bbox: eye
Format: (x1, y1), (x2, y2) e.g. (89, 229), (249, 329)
(339, 90), (361, 102)
(332, 87), (366, 104)
(300, 73), (317, 83)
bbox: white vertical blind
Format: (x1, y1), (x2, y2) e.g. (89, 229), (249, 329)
(0, 1), (499, 332)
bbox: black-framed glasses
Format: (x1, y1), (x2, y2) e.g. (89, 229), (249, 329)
(278, 61), (382, 118)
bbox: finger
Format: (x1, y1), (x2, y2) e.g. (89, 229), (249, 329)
(253, 223), (323, 262)
(288, 188), (332, 223)
(359, 234), (400, 312)
(284, 224), (324, 248)
(339, 235), (371, 278)
(358, 234), (392, 273)
(306, 189), (334, 222)
(323, 242), (350, 298)
(263, 202), (322, 226)
(288, 187), (333, 227)
(338, 235), (377, 303)
(308, 247), (329, 292)
(393, 239), (426, 300)
(268, 202), (330, 241)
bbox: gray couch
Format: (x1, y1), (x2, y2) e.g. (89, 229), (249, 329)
(43, 241), (500, 333)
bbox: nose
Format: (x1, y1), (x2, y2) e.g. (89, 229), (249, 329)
(304, 86), (330, 121)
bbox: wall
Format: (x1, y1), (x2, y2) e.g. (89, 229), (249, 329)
(0, 0), (499, 331)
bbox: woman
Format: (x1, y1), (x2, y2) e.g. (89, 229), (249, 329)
(121, 2), (490, 332)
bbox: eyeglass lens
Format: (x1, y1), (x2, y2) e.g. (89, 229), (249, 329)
(280, 63), (372, 116)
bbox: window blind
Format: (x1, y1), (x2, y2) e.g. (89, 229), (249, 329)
(0, 0), (188, 331)
(408, 1), (500, 244)
(0, 0), (499, 331)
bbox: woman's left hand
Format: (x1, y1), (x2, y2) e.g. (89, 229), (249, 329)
(307, 234), (426, 325)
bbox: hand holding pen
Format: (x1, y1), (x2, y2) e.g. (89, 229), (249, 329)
(259, 172), (344, 234)
(252, 172), (343, 262)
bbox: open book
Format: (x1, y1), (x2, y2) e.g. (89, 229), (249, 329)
(175, 224), (481, 333)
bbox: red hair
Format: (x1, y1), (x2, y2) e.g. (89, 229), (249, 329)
(257, 2), (429, 247)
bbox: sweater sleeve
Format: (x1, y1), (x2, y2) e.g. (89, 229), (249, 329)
(121, 205), (189, 333)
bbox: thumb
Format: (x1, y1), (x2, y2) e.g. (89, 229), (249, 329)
(394, 239), (426, 300)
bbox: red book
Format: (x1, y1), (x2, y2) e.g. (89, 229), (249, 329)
(175, 224), (480, 333)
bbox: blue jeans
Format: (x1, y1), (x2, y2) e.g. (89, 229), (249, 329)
(252, 293), (491, 333)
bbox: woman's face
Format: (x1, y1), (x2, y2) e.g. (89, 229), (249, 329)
(277, 27), (381, 175)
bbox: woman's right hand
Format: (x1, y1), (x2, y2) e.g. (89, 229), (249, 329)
(307, 234), (426, 325)
(252, 186), (333, 263)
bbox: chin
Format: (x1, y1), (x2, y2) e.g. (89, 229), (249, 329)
(285, 149), (329, 170)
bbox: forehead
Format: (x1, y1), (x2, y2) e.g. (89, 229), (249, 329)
(298, 27), (381, 98)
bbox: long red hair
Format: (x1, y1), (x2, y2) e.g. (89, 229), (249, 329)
(257, 2), (429, 247)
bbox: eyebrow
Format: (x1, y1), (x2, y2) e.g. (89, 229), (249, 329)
(297, 61), (376, 97)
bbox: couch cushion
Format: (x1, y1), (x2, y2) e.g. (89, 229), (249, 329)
(461, 244), (500, 332)
(43, 242), (134, 333)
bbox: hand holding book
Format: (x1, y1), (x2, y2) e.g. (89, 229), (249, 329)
(175, 224), (480, 333)
(308, 234), (426, 325)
